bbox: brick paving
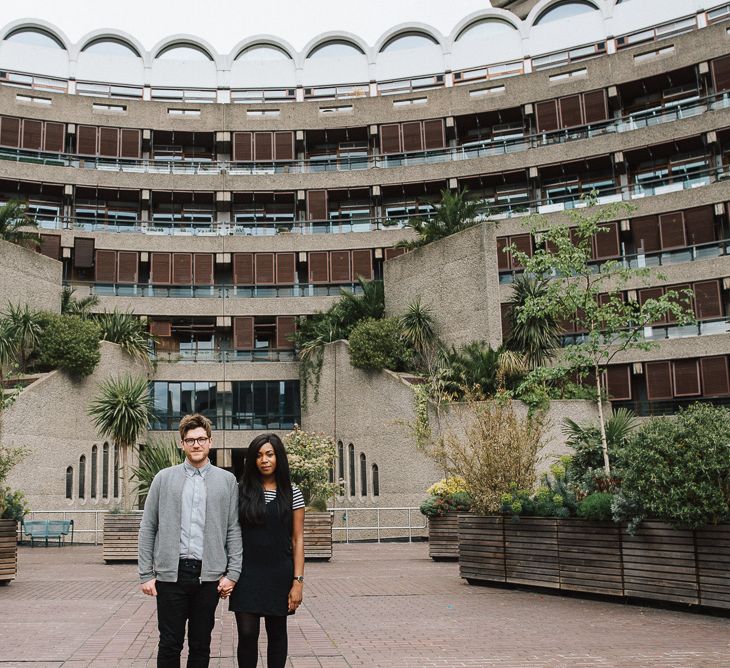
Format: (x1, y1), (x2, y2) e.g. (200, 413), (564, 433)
(0, 543), (729, 667)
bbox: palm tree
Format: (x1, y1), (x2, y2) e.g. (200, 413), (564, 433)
(505, 274), (561, 369)
(96, 310), (154, 363)
(440, 341), (526, 397)
(131, 436), (183, 505)
(337, 278), (385, 330)
(399, 298), (439, 371)
(61, 286), (100, 318)
(3, 303), (43, 373)
(0, 200), (39, 249)
(0, 319), (17, 383)
(88, 375), (152, 511)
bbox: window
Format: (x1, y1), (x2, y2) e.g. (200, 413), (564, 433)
(102, 443), (109, 499)
(348, 444), (355, 496)
(91, 445), (98, 500)
(78, 455), (86, 500)
(113, 445), (120, 498)
(456, 19), (516, 41)
(157, 44), (212, 61)
(359, 453), (367, 496)
(6, 28), (64, 49)
(372, 464), (380, 497)
(535, 1), (598, 25)
(308, 41), (364, 58)
(337, 441), (344, 482)
(381, 32), (438, 52)
(65, 466), (73, 500)
(236, 45), (291, 61)
(82, 39), (140, 58)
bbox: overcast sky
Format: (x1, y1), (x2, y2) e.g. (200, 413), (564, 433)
(6, 0), (494, 51)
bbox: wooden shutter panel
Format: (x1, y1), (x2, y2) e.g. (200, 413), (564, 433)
(423, 119), (445, 150)
(233, 132), (252, 161)
(330, 250), (351, 283)
(659, 212), (686, 249)
(94, 249), (116, 282)
(582, 90), (608, 123)
(559, 95), (582, 128)
(645, 361), (673, 400)
(0, 117), (20, 147)
(631, 215), (660, 253)
(171, 253), (192, 284)
(380, 124), (401, 154)
(43, 122), (64, 152)
(39, 234), (61, 260)
(401, 122), (423, 152)
(593, 222), (620, 259)
(120, 129), (140, 158)
(694, 280), (723, 319)
(21, 119), (43, 150)
(701, 356), (730, 396)
(150, 252), (171, 284)
(149, 320), (172, 337)
(255, 253), (275, 284)
(233, 317), (254, 350)
(352, 249), (373, 280)
(306, 190), (328, 221)
(116, 251), (138, 284)
(509, 234), (532, 269)
(254, 132), (273, 161)
(501, 303), (513, 341)
(194, 253), (214, 285)
(665, 283), (691, 324)
(536, 100), (559, 132)
(384, 247), (407, 260)
(638, 287), (666, 324)
(605, 365), (632, 400)
(275, 253), (296, 284)
(308, 251), (329, 283)
(672, 359), (701, 397)
(77, 125), (97, 155)
(74, 237), (95, 268)
(276, 316), (296, 350)
(683, 206), (715, 245)
(233, 253), (254, 285)
(98, 127), (119, 157)
(712, 55), (730, 93)
(274, 131), (294, 161)
(497, 237), (510, 270)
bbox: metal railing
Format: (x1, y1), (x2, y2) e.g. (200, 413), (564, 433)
(331, 506), (426, 543)
(152, 349), (297, 363)
(20, 509), (113, 545)
(613, 396), (730, 416)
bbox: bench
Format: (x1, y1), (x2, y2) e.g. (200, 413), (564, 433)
(22, 519), (74, 547)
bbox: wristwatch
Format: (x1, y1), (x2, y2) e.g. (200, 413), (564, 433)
(293, 575), (304, 583)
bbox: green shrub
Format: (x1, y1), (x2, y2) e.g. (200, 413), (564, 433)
(0, 486), (29, 521)
(420, 491), (472, 518)
(577, 492), (614, 521)
(348, 317), (412, 371)
(38, 313), (101, 377)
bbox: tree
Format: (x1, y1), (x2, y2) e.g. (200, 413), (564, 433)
(510, 196), (695, 476)
(0, 200), (38, 249)
(87, 375), (152, 511)
(399, 298), (439, 372)
(37, 313), (101, 377)
(438, 341), (524, 398)
(61, 286), (99, 318)
(284, 426), (338, 509)
(3, 303), (43, 373)
(348, 317), (412, 371)
(336, 278), (385, 326)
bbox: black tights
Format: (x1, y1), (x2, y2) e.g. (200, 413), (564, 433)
(235, 612), (288, 668)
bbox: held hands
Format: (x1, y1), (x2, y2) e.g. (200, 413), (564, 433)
(288, 581), (303, 612)
(218, 576), (236, 599)
(140, 578), (157, 597)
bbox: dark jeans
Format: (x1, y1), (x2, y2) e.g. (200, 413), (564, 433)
(156, 559), (220, 668)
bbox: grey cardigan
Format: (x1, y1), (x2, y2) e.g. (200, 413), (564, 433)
(138, 463), (243, 583)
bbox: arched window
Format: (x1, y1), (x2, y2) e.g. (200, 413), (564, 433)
(381, 32), (437, 52)
(535, 1), (598, 25)
(82, 39), (140, 58)
(359, 453), (367, 497)
(236, 44), (291, 61)
(337, 441), (344, 481)
(157, 44), (212, 61)
(348, 444), (355, 496)
(91, 445), (98, 500)
(113, 445), (120, 498)
(308, 41), (364, 59)
(65, 466), (73, 500)
(372, 464), (380, 497)
(456, 19), (516, 42)
(102, 443), (109, 499)
(6, 28), (64, 49)
(78, 455), (86, 500)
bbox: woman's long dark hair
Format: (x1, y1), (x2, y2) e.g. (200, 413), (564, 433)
(238, 433), (293, 528)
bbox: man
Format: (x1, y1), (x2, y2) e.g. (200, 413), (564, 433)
(139, 413), (242, 667)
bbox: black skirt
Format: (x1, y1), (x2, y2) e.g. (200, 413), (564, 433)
(229, 492), (293, 617)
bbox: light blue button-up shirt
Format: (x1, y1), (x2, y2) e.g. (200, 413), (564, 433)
(179, 459), (211, 560)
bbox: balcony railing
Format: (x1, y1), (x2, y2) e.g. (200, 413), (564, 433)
(612, 396), (730, 417)
(152, 349), (296, 363)
(150, 412), (300, 431)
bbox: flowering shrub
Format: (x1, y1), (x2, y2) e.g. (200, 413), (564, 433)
(427, 476), (468, 498)
(420, 476), (472, 518)
(284, 426), (338, 509)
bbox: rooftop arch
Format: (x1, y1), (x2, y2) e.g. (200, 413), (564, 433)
(375, 24), (444, 54)
(531, 0), (601, 27)
(79, 33), (143, 59)
(1, 20), (70, 50)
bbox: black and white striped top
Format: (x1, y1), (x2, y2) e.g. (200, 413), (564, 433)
(263, 484), (305, 510)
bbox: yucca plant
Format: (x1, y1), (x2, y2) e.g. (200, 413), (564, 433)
(131, 436), (184, 504)
(0, 200), (38, 249)
(399, 298), (438, 371)
(3, 303), (43, 373)
(87, 375), (152, 511)
(61, 286), (100, 318)
(0, 319), (17, 382)
(96, 309), (154, 363)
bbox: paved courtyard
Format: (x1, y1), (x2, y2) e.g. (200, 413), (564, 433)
(0, 542), (728, 667)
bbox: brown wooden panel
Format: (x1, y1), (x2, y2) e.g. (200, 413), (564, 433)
(329, 250), (351, 283)
(351, 249), (373, 280)
(233, 316), (254, 350)
(21, 119), (43, 150)
(423, 119), (445, 150)
(94, 249), (116, 283)
(171, 253), (192, 285)
(274, 131), (294, 161)
(149, 320), (172, 337)
(255, 253), (275, 284)
(233, 132), (252, 161)
(380, 123), (401, 154)
(505, 518), (560, 587)
(308, 251), (329, 283)
(276, 315), (296, 350)
(559, 95), (582, 128)
(116, 251), (138, 284)
(233, 253), (254, 285)
(39, 234), (60, 260)
(193, 253), (214, 285)
(384, 247), (407, 260)
(696, 525), (730, 609)
(593, 222), (620, 259)
(536, 99), (559, 132)
(509, 234), (532, 269)
(496, 236), (510, 270)
(712, 54), (730, 93)
(645, 361), (673, 400)
(401, 121), (423, 152)
(306, 190), (327, 221)
(665, 282), (691, 325)
(0, 116), (20, 147)
(631, 215), (660, 253)
(673, 359), (701, 397)
(74, 237), (95, 269)
(501, 303), (512, 341)
(683, 205), (715, 246)
(77, 125), (97, 155)
(701, 356), (730, 397)
(605, 365), (631, 400)
(120, 129), (140, 159)
(659, 212), (686, 249)
(638, 287), (666, 325)
(43, 122), (64, 152)
(694, 280), (723, 319)
(150, 252), (171, 284)
(582, 89), (608, 123)
(98, 127), (119, 157)
(275, 252), (296, 285)
(254, 131), (273, 161)
(457, 514), (506, 584)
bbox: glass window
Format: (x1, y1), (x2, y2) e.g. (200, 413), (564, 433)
(337, 441), (344, 481)
(359, 453), (367, 496)
(6, 29), (64, 49)
(456, 19), (516, 41)
(91, 445), (98, 500)
(348, 444), (355, 496)
(102, 443), (109, 499)
(113, 445), (119, 498)
(82, 39), (140, 58)
(65, 466), (73, 500)
(236, 45), (291, 61)
(79, 455), (86, 500)
(157, 45), (212, 61)
(308, 41), (364, 59)
(372, 464), (380, 496)
(536, 1), (597, 25)
(381, 32), (437, 52)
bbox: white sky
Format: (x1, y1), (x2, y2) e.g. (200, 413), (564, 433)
(5, 0), (494, 51)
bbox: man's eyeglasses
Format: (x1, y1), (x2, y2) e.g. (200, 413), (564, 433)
(182, 437), (211, 447)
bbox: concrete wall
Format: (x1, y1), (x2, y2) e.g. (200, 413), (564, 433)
(0, 240), (61, 313)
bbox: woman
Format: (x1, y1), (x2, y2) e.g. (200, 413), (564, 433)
(227, 433), (305, 668)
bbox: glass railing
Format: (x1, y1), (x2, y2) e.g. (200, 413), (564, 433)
(149, 412), (300, 431)
(152, 349), (297, 363)
(72, 282), (365, 298)
(612, 396), (730, 417)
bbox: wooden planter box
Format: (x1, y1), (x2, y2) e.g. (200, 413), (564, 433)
(103, 512), (142, 563)
(0, 519), (18, 585)
(428, 512), (460, 560)
(458, 515), (730, 609)
(304, 511), (332, 561)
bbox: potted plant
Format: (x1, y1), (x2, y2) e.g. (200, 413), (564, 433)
(0, 443), (29, 585)
(420, 476), (471, 560)
(284, 426), (337, 560)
